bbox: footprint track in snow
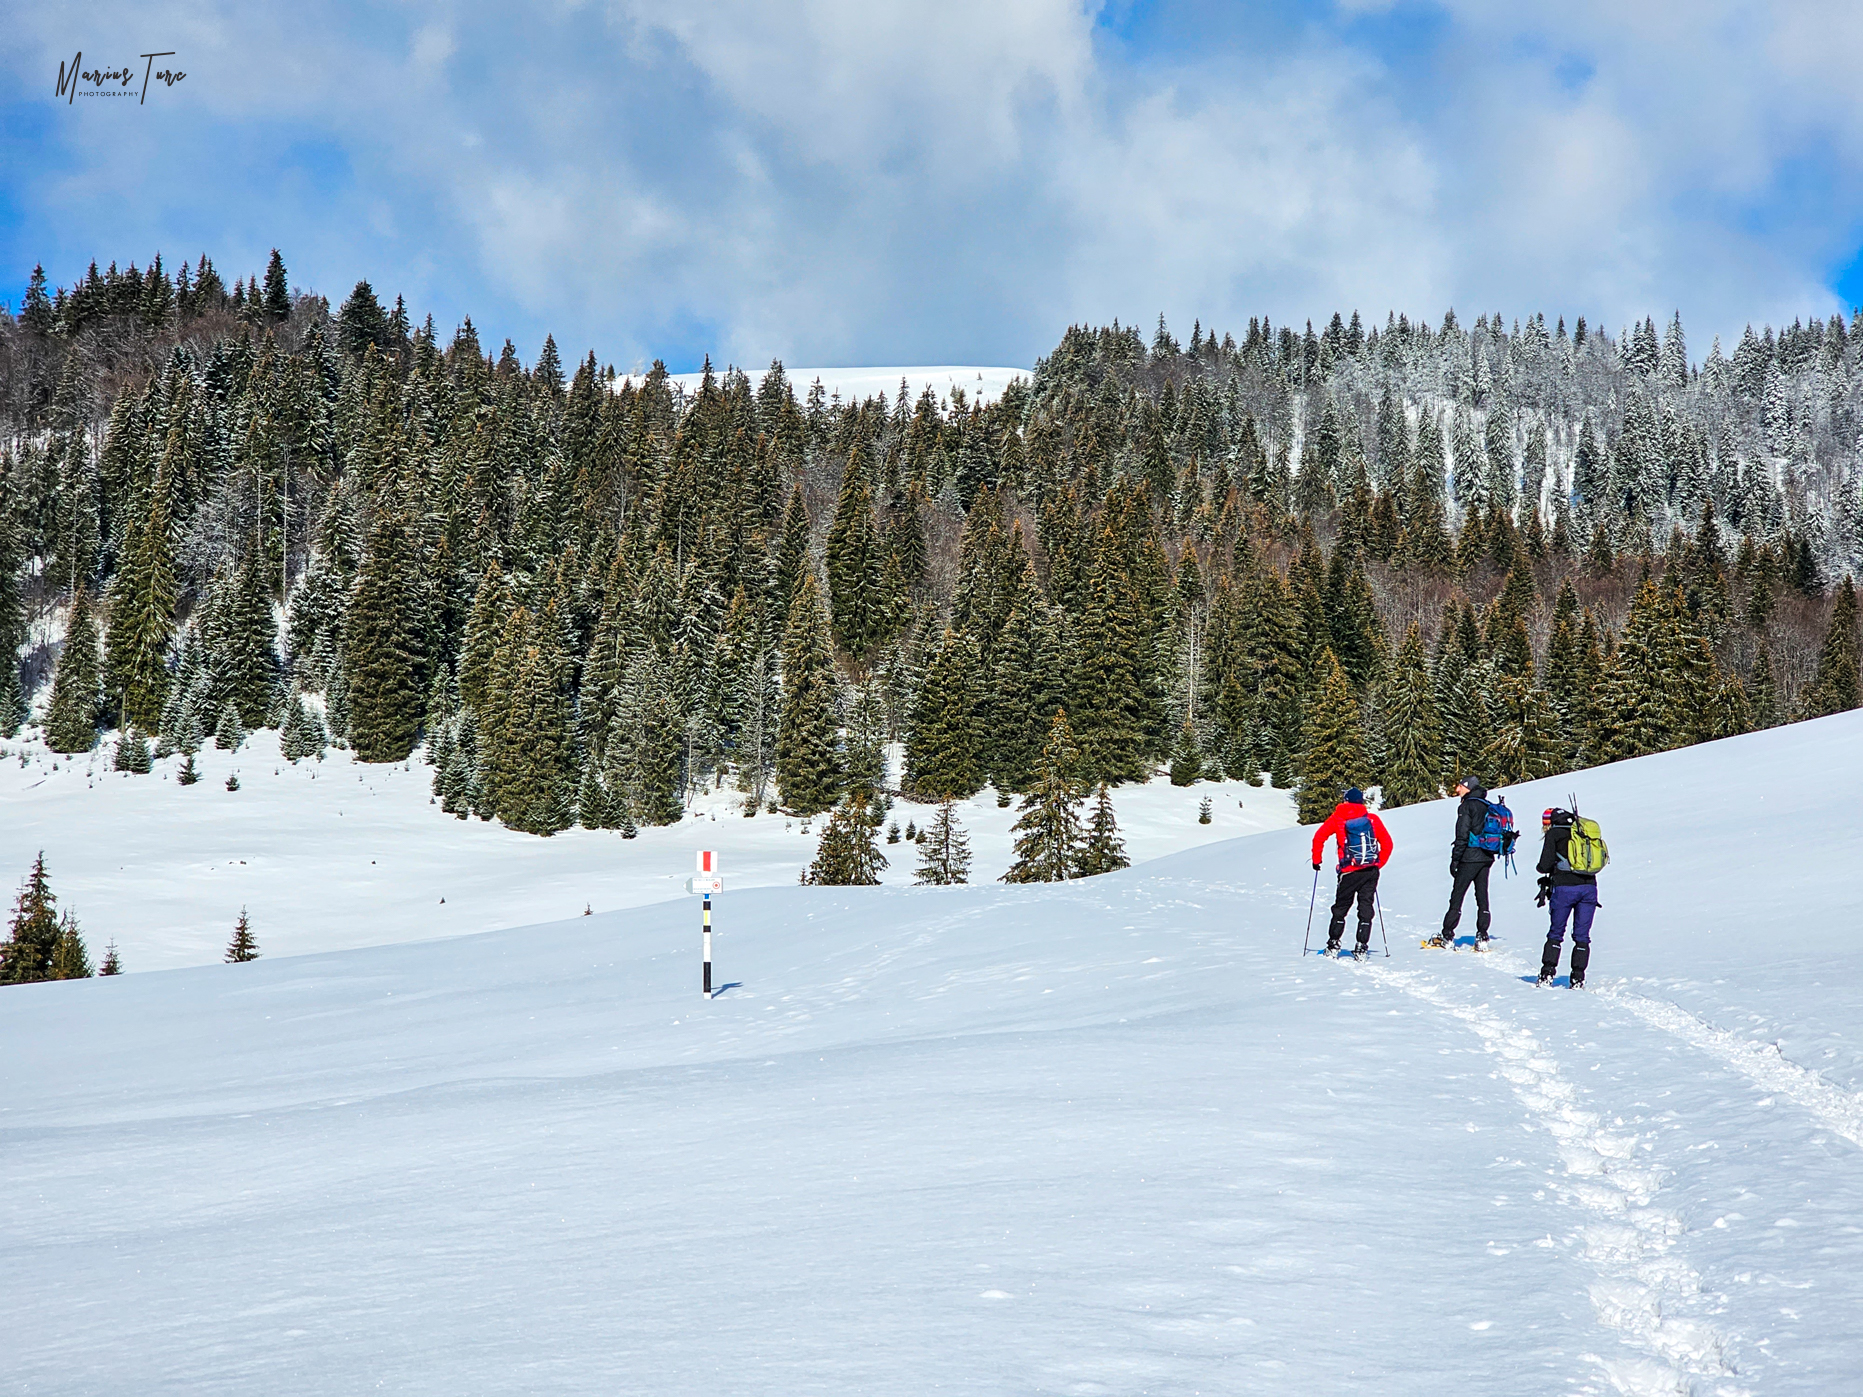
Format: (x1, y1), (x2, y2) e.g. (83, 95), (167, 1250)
(1370, 965), (1746, 1397)
(1599, 985), (1863, 1151)
(1467, 946), (1863, 1152)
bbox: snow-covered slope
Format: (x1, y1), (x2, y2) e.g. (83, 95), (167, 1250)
(627, 365), (1029, 406)
(0, 734), (1292, 971)
(6, 716), (1863, 1394)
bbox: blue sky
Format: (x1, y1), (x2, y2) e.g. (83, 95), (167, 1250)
(4, 1), (1863, 374)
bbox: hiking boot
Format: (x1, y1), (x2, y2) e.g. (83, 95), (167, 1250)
(1352, 944), (1370, 961)
(1324, 938), (1342, 954)
(1429, 932), (1454, 948)
(1537, 968), (1554, 985)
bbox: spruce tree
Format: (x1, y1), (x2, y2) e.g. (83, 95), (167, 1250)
(1749, 647), (1778, 728)
(98, 941), (122, 975)
(905, 628), (985, 799)
(802, 788), (887, 885)
(215, 700), (246, 751)
(1482, 676), (1560, 785)
(106, 473), (179, 732)
(1377, 623), (1442, 808)
(225, 908), (260, 962)
(262, 249), (291, 321)
(1070, 542), (1151, 785)
(1075, 783), (1131, 876)
(496, 622), (577, 835)
(50, 913), (91, 980)
(44, 588), (103, 753)
(1296, 650), (1367, 824)
(1003, 710), (1085, 883)
(775, 572), (842, 814)
(1168, 718), (1204, 785)
(825, 467), (888, 661)
(279, 692), (329, 760)
(218, 554), (279, 728)
(913, 799), (972, 885)
(345, 513), (428, 762)
(0, 854), (60, 985)
(114, 728), (154, 773)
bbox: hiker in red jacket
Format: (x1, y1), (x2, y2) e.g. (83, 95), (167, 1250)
(1309, 787), (1394, 959)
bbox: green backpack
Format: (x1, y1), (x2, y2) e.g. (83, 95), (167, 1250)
(1565, 803), (1609, 874)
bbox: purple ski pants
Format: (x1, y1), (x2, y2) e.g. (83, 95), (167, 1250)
(1547, 883), (1598, 946)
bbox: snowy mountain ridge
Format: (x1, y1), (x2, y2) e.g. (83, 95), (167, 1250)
(6, 713), (1863, 1393)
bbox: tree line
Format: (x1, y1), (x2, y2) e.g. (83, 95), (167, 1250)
(2, 251), (1859, 862)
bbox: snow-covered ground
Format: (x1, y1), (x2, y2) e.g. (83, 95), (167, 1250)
(0, 732), (1293, 971)
(6, 715), (1863, 1394)
(626, 365), (1029, 407)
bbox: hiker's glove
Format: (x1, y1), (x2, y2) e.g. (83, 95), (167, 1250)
(1535, 876), (1551, 908)
(1312, 862), (1321, 871)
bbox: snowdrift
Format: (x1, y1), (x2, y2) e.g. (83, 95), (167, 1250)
(6, 715), (1863, 1394)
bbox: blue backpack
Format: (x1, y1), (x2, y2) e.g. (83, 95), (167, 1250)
(1467, 797), (1519, 870)
(1341, 814), (1381, 870)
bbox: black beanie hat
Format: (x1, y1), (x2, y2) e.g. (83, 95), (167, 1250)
(1343, 786), (1364, 804)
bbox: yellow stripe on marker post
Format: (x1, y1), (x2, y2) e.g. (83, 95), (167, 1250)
(685, 851), (721, 998)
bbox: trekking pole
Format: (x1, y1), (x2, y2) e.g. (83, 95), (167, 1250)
(1302, 865), (1319, 956)
(1375, 889), (1391, 958)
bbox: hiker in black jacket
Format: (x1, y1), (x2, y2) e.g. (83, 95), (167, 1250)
(1536, 807), (1599, 987)
(1430, 776), (1494, 948)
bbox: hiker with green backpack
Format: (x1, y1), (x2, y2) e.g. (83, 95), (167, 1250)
(1535, 803), (1610, 987)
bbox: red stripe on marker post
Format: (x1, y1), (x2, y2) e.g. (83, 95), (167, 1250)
(697, 851), (717, 998)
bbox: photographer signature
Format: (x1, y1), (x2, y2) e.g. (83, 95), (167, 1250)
(56, 51), (186, 105)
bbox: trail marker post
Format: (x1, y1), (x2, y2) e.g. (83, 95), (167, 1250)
(686, 850), (721, 998)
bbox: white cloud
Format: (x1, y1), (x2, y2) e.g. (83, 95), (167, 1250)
(8, 0), (1863, 367)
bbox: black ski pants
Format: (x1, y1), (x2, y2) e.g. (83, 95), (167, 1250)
(1328, 867), (1379, 947)
(1441, 860), (1492, 937)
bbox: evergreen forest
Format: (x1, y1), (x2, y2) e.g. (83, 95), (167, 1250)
(2, 250), (1860, 841)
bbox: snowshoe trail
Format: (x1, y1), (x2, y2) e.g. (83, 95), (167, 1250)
(1598, 985), (1863, 1152)
(1466, 946), (1863, 1155)
(1372, 963), (1745, 1395)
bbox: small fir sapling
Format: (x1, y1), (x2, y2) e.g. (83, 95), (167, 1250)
(177, 753), (201, 785)
(225, 908), (259, 962)
(98, 940), (122, 975)
(50, 912), (91, 979)
(802, 787), (888, 886)
(225, 773), (240, 791)
(1076, 783), (1131, 877)
(114, 728), (154, 773)
(1198, 796), (1213, 824)
(914, 799), (972, 885)
(214, 701), (245, 751)
(1169, 719), (1204, 786)
(1, 854), (59, 983)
